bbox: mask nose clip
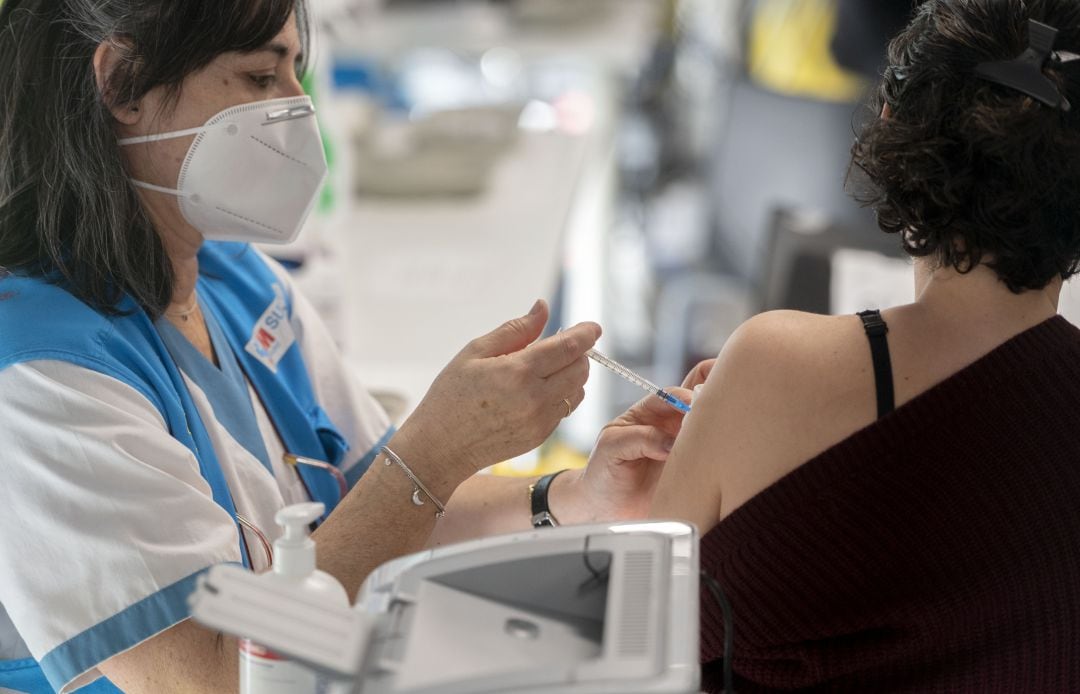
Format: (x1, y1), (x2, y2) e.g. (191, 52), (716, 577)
(264, 104), (316, 125)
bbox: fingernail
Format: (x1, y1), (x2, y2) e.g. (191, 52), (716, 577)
(528, 299), (543, 316)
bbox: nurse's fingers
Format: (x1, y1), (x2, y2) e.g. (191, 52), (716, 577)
(681, 358), (716, 389)
(520, 322), (601, 378)
(595, 424), (675, 464)
(463, 300), (550, 359)
(539, 357), (591, 404)
(620, 387), (692, 438)
(555, 386), (587, 419)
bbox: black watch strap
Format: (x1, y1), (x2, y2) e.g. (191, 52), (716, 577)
(530, 469), (568, 528)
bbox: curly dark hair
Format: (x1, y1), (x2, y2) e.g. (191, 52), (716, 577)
(851, 0), (1080, 292)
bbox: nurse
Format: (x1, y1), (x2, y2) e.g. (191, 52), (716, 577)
(0, 1), (709, 692)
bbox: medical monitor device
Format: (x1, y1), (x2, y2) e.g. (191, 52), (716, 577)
(190, 521), (700, 694)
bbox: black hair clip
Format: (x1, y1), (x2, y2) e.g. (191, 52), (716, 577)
(975, 19), (1079, 111)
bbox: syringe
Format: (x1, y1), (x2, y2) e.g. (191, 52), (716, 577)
(586, 348), (691, 414)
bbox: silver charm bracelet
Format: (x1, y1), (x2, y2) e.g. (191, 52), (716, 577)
(380, 446), (446, 519)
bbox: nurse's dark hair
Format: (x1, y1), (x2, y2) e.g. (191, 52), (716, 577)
(851, 0), (1080, 292)
(0, 0), (309, 316)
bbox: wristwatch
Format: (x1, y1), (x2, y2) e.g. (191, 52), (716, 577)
(529, 469), (568, 528)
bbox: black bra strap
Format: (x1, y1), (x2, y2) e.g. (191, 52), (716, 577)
(857, 309), (895, 419)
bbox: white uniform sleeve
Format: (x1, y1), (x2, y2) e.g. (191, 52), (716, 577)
(0, 361), (241, 693)
(259, 251), (395, 487)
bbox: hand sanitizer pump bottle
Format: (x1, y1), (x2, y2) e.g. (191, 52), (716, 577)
(240, 502), (349, 694)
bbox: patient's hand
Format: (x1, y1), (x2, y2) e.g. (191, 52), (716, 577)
(551, 359), (715, 523)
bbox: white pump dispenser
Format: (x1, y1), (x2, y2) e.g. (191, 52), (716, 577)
(273, 503), (333, 581)
(240, 502), (349, 694)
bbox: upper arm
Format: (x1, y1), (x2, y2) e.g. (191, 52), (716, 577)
(0, 362), (241, 693)
(98, 620), (237, 694)
(649, 311), (866, 534)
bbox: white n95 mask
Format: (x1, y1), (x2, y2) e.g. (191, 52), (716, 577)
(118, 96), (329, 245)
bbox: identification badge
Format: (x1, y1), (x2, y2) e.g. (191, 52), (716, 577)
(245, 285), (296, 373)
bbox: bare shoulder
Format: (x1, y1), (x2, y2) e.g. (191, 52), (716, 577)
(706, 310), (875, 456)
(651, 311), (877, 531)
(715, 310), (868, 392)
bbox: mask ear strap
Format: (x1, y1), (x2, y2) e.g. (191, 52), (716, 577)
(975, 19), (1071, 110)
(118, 124), (209, 146)
(130, 180), (189, 197)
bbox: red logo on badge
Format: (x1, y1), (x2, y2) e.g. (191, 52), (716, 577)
(256, 328), (276, 350)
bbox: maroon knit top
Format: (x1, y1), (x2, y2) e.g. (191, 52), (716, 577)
(699, 315), (1080, 692)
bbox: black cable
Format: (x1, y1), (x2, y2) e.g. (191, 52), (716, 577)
(700, 570), (734, 694)
(579, 535), (611, 595)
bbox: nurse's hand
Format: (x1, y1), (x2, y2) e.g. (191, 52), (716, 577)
(393, 300), (600, 488)
(551, 359), (716, 522)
